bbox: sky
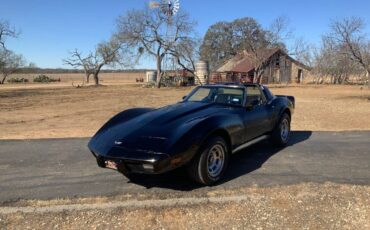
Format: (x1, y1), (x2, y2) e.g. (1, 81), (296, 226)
(1, 0), (370, 69)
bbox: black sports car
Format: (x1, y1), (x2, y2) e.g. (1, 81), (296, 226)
(88, 83), (295, 185)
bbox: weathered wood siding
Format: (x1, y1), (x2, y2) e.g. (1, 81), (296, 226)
(214, 50), (311, 84)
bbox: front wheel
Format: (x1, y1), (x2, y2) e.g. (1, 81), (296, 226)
(187, 136), (229, 186)
(271, 113), (291, 147)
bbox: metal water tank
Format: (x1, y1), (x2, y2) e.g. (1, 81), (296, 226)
(146, 71), (157, 82)
(195, 61), (209, 85)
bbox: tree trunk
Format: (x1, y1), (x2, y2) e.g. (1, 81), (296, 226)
(254, 69), (263, 84)
(365, 70), (369, 88)
(174, 57), (201, 85)
(194, 74), (203, 86)
(93, 64), (104, 86)
(1, 74), (7, 84)
(93, 74), (99, 85)
(259, 72), (263, 84)
(253, 71), (257, 83)
(253, 65), (264, 84)
(338, 75), (342, 84)
(86, 73), (91, 84)
(156, 56), (162, 88)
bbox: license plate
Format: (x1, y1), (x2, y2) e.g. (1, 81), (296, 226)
(105, 160), (118, 170)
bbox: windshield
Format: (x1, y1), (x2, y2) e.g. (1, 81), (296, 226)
(186, 87), (245, 106)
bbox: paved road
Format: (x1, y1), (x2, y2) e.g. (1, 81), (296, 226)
(0, 131), (369, 202)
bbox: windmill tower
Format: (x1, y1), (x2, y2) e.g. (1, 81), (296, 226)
(150, 0), (180, 19)
(149, 0), (181, 80)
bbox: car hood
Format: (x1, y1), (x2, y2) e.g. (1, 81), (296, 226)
(89, 102), (226, 156)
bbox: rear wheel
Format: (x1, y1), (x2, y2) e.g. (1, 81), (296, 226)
(271, 113), (291, 147)
(187, 136), (229, 185)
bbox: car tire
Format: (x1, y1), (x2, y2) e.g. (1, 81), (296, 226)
(187, 136), (229, 186)
(271, 113), (291, 147)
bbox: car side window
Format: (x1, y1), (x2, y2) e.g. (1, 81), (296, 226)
(216, 88), (244, 105)
(261, 85), (274, 102)
(246, 86), (262, 104)
(259, 86), (267, 104)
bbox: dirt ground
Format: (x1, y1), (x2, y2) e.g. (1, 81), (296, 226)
(0, 83), (369, 139)
(0, 183), (369, 229)
(1, 82), (370, 229)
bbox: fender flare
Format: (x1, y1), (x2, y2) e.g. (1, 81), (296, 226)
(170, 115), (239, 164)
(278, 107), (292, 119)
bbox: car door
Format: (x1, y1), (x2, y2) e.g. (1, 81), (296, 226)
(242, 85), (271, 142)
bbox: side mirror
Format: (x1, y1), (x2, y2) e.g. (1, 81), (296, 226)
(246, 99), (259, 110)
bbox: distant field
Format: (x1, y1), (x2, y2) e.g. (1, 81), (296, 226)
(0, 82), (369, 139)
(7, 72), (147, 84)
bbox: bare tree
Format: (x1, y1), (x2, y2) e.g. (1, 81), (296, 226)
(28, 62), (37, 68)
(0, 20), (18, 50)
(64, 49), (94, 83)
(328, 17), (370, 87)
(0, 50), (25, 84)
(64, 40), (126, 86)
(290, 38), (315, 67)
(0, 20), (23, 84)
(233, 18), (270, 84)
(243, 16), (312, 83)
(267, 16), (295, 51)
(115, 7), (196, 88)
(249, 16), (294, 83)
(168, 37), (201, 81)
(313, 36), (360, 84)
(245, 49), (273, 84)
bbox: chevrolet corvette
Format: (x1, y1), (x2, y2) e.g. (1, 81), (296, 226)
(88, 83), (295, 185)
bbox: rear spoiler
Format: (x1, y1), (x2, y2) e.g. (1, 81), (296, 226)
(287, 96), (295, 108)
(276, 95), (295, 108)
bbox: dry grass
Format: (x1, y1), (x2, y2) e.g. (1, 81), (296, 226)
(1, 183), (369, 229)
(0, 82), (369, 139)
(270, 84), (370, 131)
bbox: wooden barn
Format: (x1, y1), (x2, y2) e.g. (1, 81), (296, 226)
(213, 48), (311, 84)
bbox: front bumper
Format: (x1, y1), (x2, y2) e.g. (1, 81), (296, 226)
(90, 149), (173, 174)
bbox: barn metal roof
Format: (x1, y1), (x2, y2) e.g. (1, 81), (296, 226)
(216, 48), (310, 73)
